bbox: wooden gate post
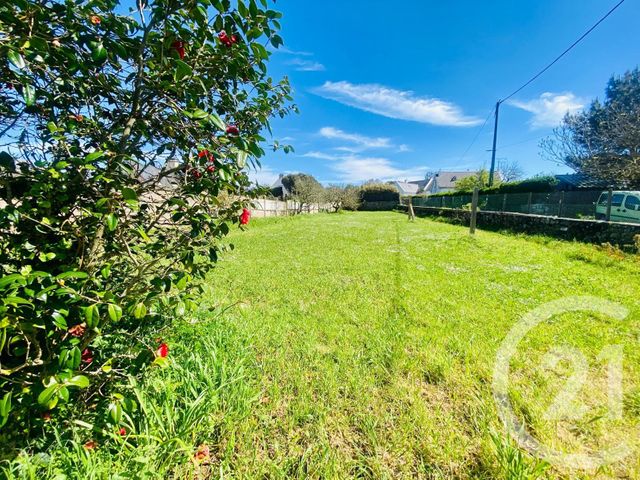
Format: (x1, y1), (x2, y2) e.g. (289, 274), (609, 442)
(470, 188), (479, 235)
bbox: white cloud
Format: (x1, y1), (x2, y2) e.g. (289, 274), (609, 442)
(287, 58), (325, 72)
(313, 81), (482, 127)
(278, 47), (313, 56)
(331, 156), (429, 183)
(319, 127), (392, 149)
(301, 149), (428, 183)
(248, 165), (279, 186)
(508, 92), (585, 128)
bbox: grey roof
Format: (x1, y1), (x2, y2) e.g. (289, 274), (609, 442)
(393, 181), (421, 195)
(433, 171), (476, 189)
(555, 174), (611, 190)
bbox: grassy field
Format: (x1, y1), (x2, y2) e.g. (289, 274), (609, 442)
(5, 212), (640, 479)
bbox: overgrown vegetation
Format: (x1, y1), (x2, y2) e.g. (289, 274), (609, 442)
(543, 68), (640, 186)
(3, 212), (640, 478)
(0, 0), (292, 443)
(423, 175), (560, 198)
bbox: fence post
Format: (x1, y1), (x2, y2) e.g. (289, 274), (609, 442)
(440, 196), (444, 208)
(527, 192), (532, 214)
(558, 191), (565, 218)
(606, 187), (613, 222)
(470, 187), (479, 235)
(502, 193), (508, 212)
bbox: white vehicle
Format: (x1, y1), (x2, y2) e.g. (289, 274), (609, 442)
(595, 191), (640, 223)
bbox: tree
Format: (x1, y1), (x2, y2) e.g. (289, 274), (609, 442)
(281, 173), (323, 211)
(497, 159), (525, 183)
(0, 0), (293, 430)
(324, 185), (360, 211)
(454, 169), (499, 191)
(542, 68), (640, 186)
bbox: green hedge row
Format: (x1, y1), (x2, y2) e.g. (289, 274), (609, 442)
(419, 176), (559, 198)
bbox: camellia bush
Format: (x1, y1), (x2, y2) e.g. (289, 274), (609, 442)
(0, 0), (293, 436)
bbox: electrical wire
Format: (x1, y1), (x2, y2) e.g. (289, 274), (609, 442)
(459, 108), (494, 162)
(500, 0), (626, 103)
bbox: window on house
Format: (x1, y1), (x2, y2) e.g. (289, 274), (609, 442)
(451, 176), (457, 182)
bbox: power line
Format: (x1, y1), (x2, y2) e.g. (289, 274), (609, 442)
(500, 0), (626, 103)
(459, 108), (494, 161)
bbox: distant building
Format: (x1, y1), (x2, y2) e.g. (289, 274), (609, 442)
(392, 171), (479, 196)
(391, 179), (429, 196)
(270, 174), (290, 199)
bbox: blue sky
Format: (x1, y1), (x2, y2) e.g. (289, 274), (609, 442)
(252, 0), (640, 186)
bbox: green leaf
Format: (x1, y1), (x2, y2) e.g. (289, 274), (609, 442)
(68, 346), (81, 369)
(37, 384), (58, 407)
(0, 392), (12, 418)
(56, 271), (88, 280)
(85, 151), (104, 162)
(174, 59), (192, 82)
(108, 402), (122, 424)
(0, 273), (26, 289)
(67, 375), (90, 389)
(8, 50), (26, 69)
(132, 303), (147, 319)
(236, 151), (248, 169)
(210, 113), (226, 130)
(91, 43), (107, 63)
(121, 187), (137, 202)
(190, 108), (208, 120)
(85, 304), (99, 328)
(105, 213), (118, 231)
(0, 152), (16, 171)
(22, 85), (36, 106)
(107, 304), (122, 322)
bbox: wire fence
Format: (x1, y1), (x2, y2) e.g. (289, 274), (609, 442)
(407, 190), (606, 220)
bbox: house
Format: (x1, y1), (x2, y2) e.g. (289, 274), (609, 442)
(423, 171), (478, 194)
(392, 171), (479, 196)
(391, 179), (429, 196)
(270, 174), (290, 199)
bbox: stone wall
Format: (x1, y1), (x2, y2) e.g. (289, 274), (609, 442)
(399, 205), (640, 248)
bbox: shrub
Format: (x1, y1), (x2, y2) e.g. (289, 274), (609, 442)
(427, 175), (559, 198)
(359, 183), (400, 203)
(0, 0), (293, 433)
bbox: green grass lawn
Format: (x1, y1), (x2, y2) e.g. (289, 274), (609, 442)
(6, 212), (640, 479)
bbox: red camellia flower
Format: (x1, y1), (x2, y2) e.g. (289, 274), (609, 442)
(42, 411), (52, 421)
(198, 149), (214, 162)
(118, 427), (127, 436)
(90, 15), (101, 25)
(191, 170), (202, 179)
(226, 125), (239, 135)
(206, 165), (215, 174)
(81, 348), (93, 364)
(156, 342), (169, 358)
(172, 40), (185, 60)
(240, 208), (251, 225)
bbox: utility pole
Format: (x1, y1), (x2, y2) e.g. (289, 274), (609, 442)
(489, 100), (501, 186)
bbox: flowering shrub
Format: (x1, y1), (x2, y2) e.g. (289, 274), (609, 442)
(0, 0), (293, 433)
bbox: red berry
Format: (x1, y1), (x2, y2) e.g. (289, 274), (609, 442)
(81, 348), (93, 364)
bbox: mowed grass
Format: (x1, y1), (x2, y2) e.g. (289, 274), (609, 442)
(200, 212), (640, 479)
(4, 212), (640, 479)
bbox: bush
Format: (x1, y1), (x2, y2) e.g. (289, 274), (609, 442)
(0, 0), (292, 435)
(426, 175), (559, 198)
(359, 183), (400, 203)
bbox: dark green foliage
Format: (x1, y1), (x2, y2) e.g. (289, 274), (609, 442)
(0, 0), (292, 433)
(543, 68), (640, 186)
(359, 182), (400, 203)
(424, 176), (559, 198)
